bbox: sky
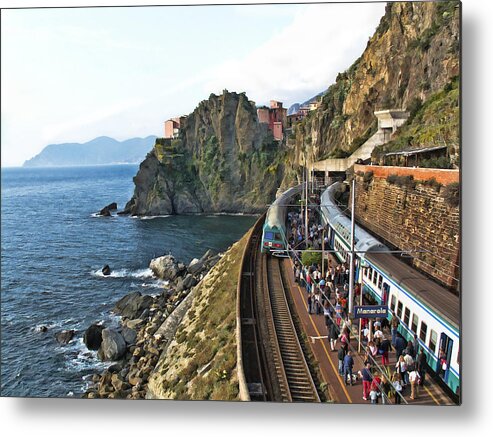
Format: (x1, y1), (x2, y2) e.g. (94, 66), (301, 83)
(0, 1), (386, 167)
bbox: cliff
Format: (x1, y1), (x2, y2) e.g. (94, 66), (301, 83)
(124, 91), (285, 215)
(146, 231), (249, 400)
(284, 1), (460, 179)
(23, 136), (157, 167)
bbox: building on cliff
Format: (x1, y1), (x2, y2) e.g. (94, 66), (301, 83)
(164, 116), (187, 139)
(257, 100), (287, 141)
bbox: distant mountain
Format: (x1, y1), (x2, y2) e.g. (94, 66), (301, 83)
(287, 91), (325, 115)
(23, 135), (157, 167)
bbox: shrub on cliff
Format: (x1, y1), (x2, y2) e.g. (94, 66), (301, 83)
(443, 182), (460, 207)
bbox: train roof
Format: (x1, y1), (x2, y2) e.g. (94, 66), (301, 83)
(321, 182), (459, 330)
(366, 252), (460, 330)
(321, 183), (389, 254)
(265, 184), (303, 231)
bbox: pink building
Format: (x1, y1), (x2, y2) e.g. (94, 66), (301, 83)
(257, 100), (287, 141)
(272, 122), (283, 141)
(163, 117), (182, 139)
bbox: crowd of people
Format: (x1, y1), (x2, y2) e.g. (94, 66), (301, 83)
(286, 206), (428, 405)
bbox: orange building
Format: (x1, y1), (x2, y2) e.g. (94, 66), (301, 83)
(163, 117), (182, 139)
(257, 100), (287, 141)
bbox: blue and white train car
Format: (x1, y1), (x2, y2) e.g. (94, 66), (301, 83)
(320, 182), (460, 397)
(261, 184), (303, 255)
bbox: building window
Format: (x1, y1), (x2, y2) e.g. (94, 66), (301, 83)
(390, 295), (396, 312)
(404, 307), (410, 326)
(429, 330), (437, 354)
(411, 314), (419, 334)
(420, 322), (428, 342)
(397, 301), (403, 319)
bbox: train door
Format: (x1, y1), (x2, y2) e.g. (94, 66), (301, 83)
(329, 227), (335, 249)
(382, 283), (390, 306)
(437, 333), (454, 383)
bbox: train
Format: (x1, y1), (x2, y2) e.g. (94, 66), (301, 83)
(320, 182), (460, 398)
(261, 184), (303, 255)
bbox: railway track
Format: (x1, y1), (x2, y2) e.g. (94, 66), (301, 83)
(239, 214), (320, 402)
(262, 256), (320, 402)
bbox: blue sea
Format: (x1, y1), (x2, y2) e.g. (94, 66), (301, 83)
(0, 165), (256, 398)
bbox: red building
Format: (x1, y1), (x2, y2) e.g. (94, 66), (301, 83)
(257, 100), (287, 141)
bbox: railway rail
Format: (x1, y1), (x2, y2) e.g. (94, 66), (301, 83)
(238, 213), (320, 402)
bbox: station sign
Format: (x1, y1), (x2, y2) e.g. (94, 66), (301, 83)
(353, 305), (388, 319)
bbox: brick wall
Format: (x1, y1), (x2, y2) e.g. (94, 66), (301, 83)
(353, 165), (460, 290)
(354, 164), (459, 185)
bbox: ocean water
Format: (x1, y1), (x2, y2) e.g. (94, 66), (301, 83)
(0, 165), (257, 398)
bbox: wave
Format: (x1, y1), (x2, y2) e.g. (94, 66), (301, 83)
(138, 215), (172, 220)
(90, 212), (117, 219)
(91, 267), (155, 279)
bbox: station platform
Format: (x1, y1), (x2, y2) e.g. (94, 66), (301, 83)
(281, 258), (455, 406)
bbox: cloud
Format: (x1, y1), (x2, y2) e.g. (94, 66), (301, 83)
(203, 3), (385, 106)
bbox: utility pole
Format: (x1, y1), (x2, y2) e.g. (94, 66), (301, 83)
(305, 164), (309, 250)
(348, 178), (356, 317)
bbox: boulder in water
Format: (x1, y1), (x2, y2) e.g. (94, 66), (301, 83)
(55, 329), (75, 344)
(102, 265), (111, 276)
(107, 202), (117, 210)
(99, 328), (127, 361)
(84, 323), (105, 350)
(38, 325), (48, 333)
(149, 255), (179, 281)
(99, 206), (112, 217)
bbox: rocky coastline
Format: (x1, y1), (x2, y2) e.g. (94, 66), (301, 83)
(80, 249), (220, 399)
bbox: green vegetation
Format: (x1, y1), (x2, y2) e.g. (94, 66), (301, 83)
(443, 182), (460, 207)
(151, 233), (251, 400)
(301, 250), (322, 267)
(374, 76), (459, 167)
(386, 174), (416, 189)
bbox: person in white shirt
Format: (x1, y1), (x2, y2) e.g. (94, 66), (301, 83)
(408, 369), (421, 400)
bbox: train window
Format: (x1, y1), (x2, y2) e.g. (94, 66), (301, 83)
(265, 231), (274, 240)
(378, 274), (383, 289)
(429, 330), (437, 354)
(390, 295), (396, 312)
(411, 314), (419, 334)
(404, 307), (410, 326)
(366, 267), (372, 279)
(372, 270), (377, 284)
(420, 322), (428, 342)
(397, 301), (403, 318)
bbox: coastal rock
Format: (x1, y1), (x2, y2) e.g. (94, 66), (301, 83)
(99, 328), (127, 361)
(182, 273), (197, 290)
(55, 330), (75, 344)
(99, 206), (112, 217)
(125, 319), (144, 330)
(121, 327), (137, 345)
(38, 325), (48, 333)
(113, 292), (154, 320)
(99, 202), (117, 217)
(84, 324), (105, 350)
(102, 265), (111, 276)
(149, 255), (179, 281)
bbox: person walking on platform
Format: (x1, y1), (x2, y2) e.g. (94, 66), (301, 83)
(343, 351), (354, 386)
(394, 333), (407, 360)
(391, 315), (400, 346)
(307, 293), (313, 315)
(359, 362), (372, 400)
(409, 368), (421, 400)
(395, 355), (408, 387)
(338, 347), (345, 376)
(330, 321), (339, 351)
(416, 350), (427, 386)
(392, 373), (403, 404)
(379, 337), (391, 366)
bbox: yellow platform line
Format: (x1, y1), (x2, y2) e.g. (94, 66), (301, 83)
(292, 280), (353, 404)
